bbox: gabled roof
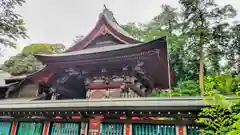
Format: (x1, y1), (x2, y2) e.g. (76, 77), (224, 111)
(67, 5), (141, 51)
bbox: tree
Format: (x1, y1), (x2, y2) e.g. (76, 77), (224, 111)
(207, 23), (231, 74)
(121, 23), (147, 41)
(149, 4), (179, 35)
(3, 43), (65, 75)
(151, 80), (200, 97)
(0, 0), (27, 48)
(224, 23), (240, 74)
(22, 43), (65, 54)
(179, 0), (236, 95)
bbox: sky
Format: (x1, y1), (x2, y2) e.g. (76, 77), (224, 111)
(0, 0), (240, 64)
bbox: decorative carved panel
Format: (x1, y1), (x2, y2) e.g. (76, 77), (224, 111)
(87, 88), (139, 99)
(87, 89), (106, 99)
(109, 88), (121, 98)
(121, 89), (139, 98)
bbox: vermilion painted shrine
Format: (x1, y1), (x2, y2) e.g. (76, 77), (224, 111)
(0, 6), (205, 135)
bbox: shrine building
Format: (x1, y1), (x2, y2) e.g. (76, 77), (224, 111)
(0, 6), (205, 135)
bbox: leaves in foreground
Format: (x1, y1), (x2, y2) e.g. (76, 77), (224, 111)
(0, 0), (28, 48)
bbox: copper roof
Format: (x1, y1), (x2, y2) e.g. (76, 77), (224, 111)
(36, 43), (140, 57)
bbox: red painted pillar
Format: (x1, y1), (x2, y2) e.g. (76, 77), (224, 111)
(80, 122), (88, 135)
(88, 119), (100, 135)
(176, 125), (186, 135)
(178, 127), (184, 135)
(10, 121), (18, 135)
(42, 121), (50, 135)
(125, 123), (131, 135)
(88, 116), (103, 135)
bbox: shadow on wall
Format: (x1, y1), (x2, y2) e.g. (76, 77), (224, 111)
(41, 69), (87, 100)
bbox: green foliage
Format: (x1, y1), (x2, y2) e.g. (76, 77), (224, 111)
(179, 0), (237, 95)
(173, 80), (200, 96)
(151, 80), (200, 97)
(3, 43), (65, 75)
(224, 23), (240, 74)
(0, 0), (28, 48)
(197, 90), (240, 135)
(149, 4), (179, 35)
(121, 23), (147, 42)
(227, 113), (240, 135)
(4, 53), (41, 75)
(22, 43), (65, 54)
(204, 74), (240, 95)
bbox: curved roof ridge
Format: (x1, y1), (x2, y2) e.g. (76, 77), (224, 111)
(100, 5), (135, 39)
(66, 5), (140, 52)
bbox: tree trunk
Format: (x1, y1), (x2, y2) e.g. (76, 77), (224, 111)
(199, 44), (204, 96)
(168, 20), (172, 36)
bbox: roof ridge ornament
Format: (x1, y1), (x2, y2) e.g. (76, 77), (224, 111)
(103, 4), (107, 10)
(99, 4), (115, 22)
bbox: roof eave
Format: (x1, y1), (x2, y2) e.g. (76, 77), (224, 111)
(0, 97), (208, 112)
(34, 37), (166, 64)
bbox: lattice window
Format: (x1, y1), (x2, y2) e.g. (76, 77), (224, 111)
(0, 122), (11, 135)
(100, 123), (124, 135)
(87, 89), (106, 99)
(133, 124), (176, 135)
(17, 122), (43, 135)
(187, 126), (201, 135)
(49, 122), (80, 135)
